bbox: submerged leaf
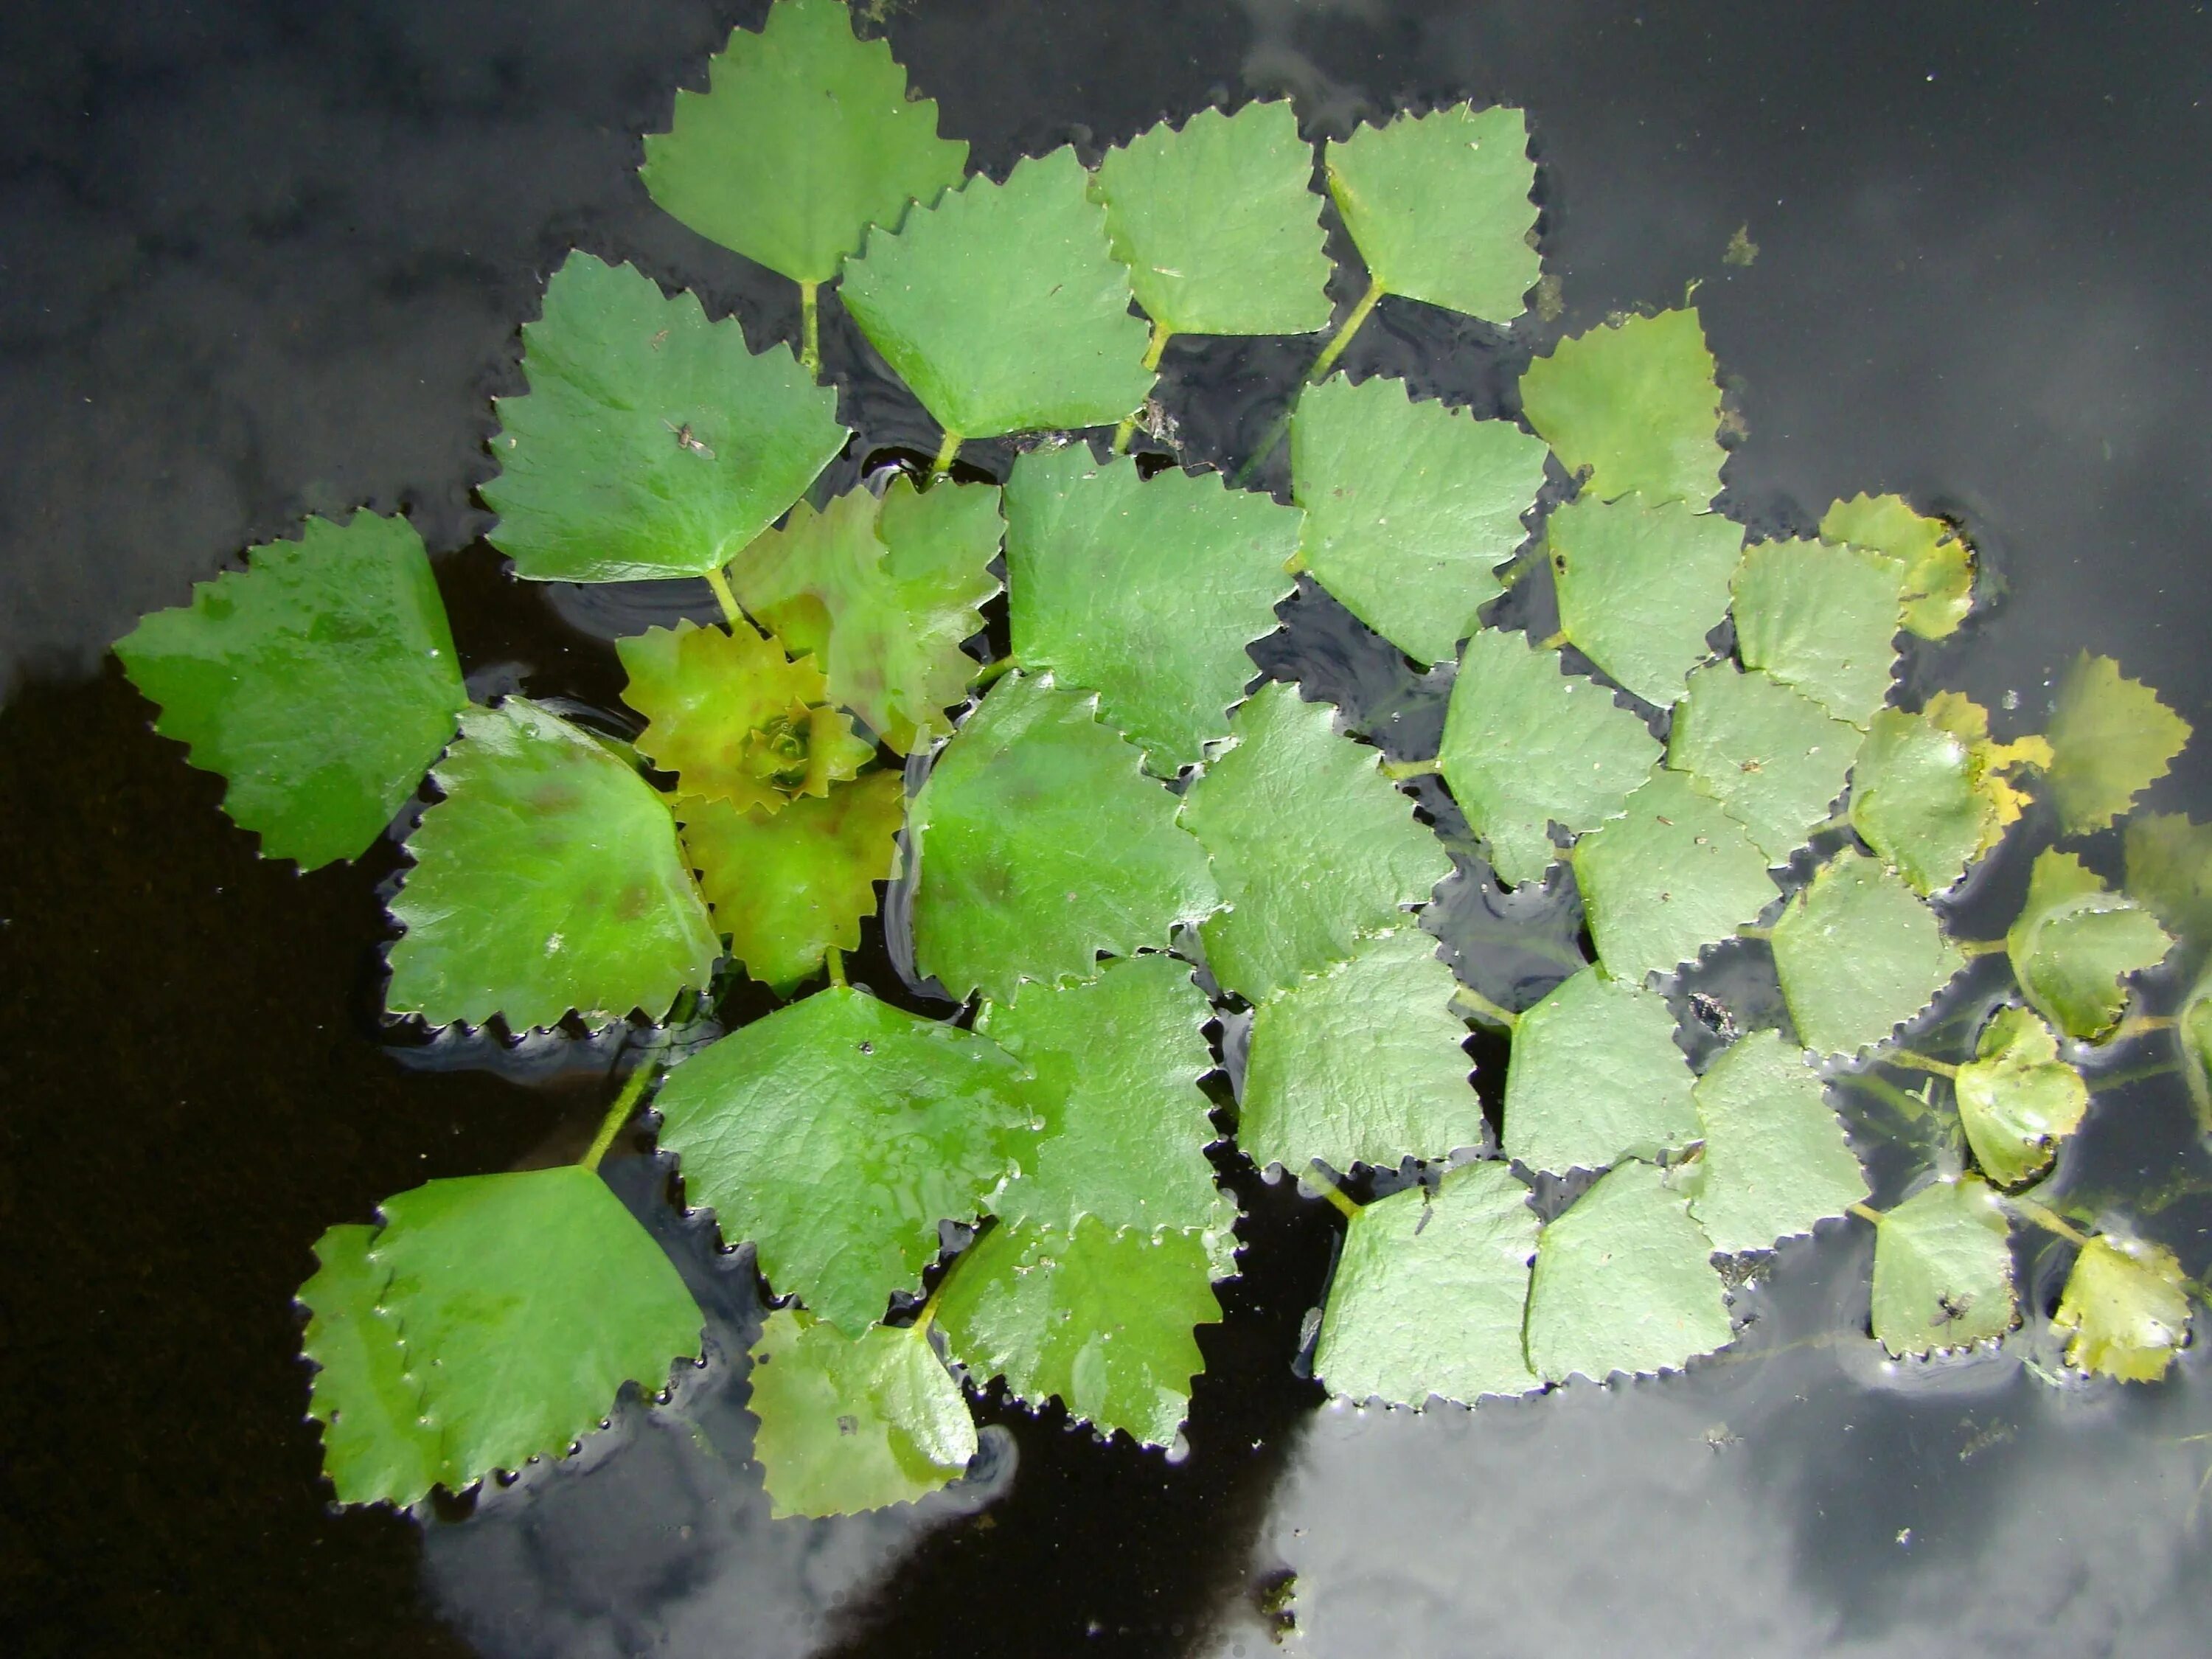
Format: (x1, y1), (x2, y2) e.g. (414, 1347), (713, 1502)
(1525, 1161), (1733, 1382)
(1730, 538), (1904, 729)
(1684, 1029), (1867, 1255)
(1955, 1006), (2090, 1187)
(1848, 692), (2050, 896)
(728, 478), (1004, 754)
(1770, 851), (1963, 1057)
(839, 147), (1155, 438)
(1179, 682), (1450, 1001)
(1519, 309), (1724, 507)
(2052, 1234), (2192, 1383)
(481, 251), (847, 581)
(910, 673), (1218, 1001)
(369, 1166), (705, 1492)
(2042, 651), (2192, 835)
(1004, 446), (1298, 773)
(1312, 1161), (1540, 1406)
(299, 1225), (441, 1508)
(639, 0), (968, 285)
(618, 619), (872, 812)
(936, 1218), (1222, 1447)
(1819, 493), (1974, 641)
(1290, 375), (1549, 667)
(1093, 101), (1331, 338)
(2005, 849), (2173, 1042)
(1666, 662), (1856, 865)
(1238, 929), (1482, 1174)
(1438, 628), (1658, 887)
(1868, 1178), (2017, 1357)
(2124, 812), (2212, 963)
(1572, 768), (1776, 983)
(1546, 493), (1742, 707)
(1323, 103), (1540, 324)
(115, 512), (466, 869)
(385, 700), (721, 1031)
(653, 987), (1037, 1332)
(747, 1309), (977, 1519)
(680, 770), (906, 992)
(1501, 967), (1697, 1177)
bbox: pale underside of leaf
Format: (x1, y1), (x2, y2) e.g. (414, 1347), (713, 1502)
(1954, 1004), (2089, 1187)
(1501, 966), (1697, 1177)
(1519, 308), (1724, 507)
(2005, 848), (2173, 1043)
(2042, 650), (2192, 835)
(1666, 662), (1856, 866)
(1770, 850), (1964, 1057)
(1571, 767), (1776, 984)
(1546, 492), (1742, 708)
(1730, 538), (1904, 728)
(1684, 1029), (1868, 1255)
(1819, 493), (1974, 641)
(1868, 1178), (2017, 1357)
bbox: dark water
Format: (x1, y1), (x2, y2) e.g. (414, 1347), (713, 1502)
(6, 2), (2212, 1655)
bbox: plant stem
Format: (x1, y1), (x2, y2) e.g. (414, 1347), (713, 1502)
(1882, 1048), (1960, 1080)
(799, 280), (820, 377)
(1958, 937), (2009, 958)
(1536, 630), (1568, 651)
(968, 655), (1020, 691)
(1848, 1200), (1886, 1228)
(1112, 320), (1172, 453)
(1307, 279), (1382, 384)
(2005, 1192), (2091, 1248)
(2110, 1013), (2178, 1043)
(931, 429), (962, 480)
(582, 1061), (659, 1172)
(704, 567), (744, 628)
(1451, 985), (1520, 1032)
(1736, 925), (1774, 942)
(824, 947), (848, 990)
(1380, 757), (1441, 780)
(1302, 1161), (1361, 1221)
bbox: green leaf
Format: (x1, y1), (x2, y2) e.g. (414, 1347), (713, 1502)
(653, 986), (1037, 1333)
(2123, 812), (2212, 962)
(1683, 1029), (1868, 1254)
(481, 251), (847, 582)
(910, 673), (1219, 1001)
(115, 512), (465, 869)
(1519, 309), (1724, 507)
(839, 147), (1155, 439)
(1500, 967), (1696, 1176)
(1237, 928), (1482, 1174)
(728, 477), (1004, 754)
(369, 1166), (705, 1492)
(1311, 1161), (1540, 1406)
(299, 1225), (442, 1509)
(1004, 446), (1298, 773)
(976, 954), (1230, 1237)
(1438, 628), (1658, 887)
(2005, 848), (2173, 1042)
(386, 700), (721, 1030)
(936, 1217), (1222, 1447)
(2052, 1234), (2192, 1383)
(2042, 651), (2193, 835)
(1546, 493), (1743, 707)
(1092, 101), (1331, 338)
(1525, 1161), (1733, 1382)
(1323, 103), (1540, 324)
(1730, 537), (1903, 729)
(1571, 768), (1775, 983)
(1666, 662), (1857, 865)
(746, 1308), (977, 1519)
(1955, 1005), (2090, 1186)
(617, 619), (874, 813)
(1819, 493), (1974, 641)
(1178, 681), (1451, 1001)
(1770, 850), (1964, 1057)
(1868, 1178), (2017, 1357)
(1847, 693), (2049, 896)
(639, 0), (968, 286)
(1290, 375), (1551, 667)
(679, 770), (906, 993)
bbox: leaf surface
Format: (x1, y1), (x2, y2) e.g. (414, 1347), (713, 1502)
(1572, 768), (1775, 982)
(1868, 1178), (2016, 1357)
(1004, 446), (1298, 773)
(299, 1224), (442, 1508)
(1179, 682), (1450, 1001)
(481, 252), (846, 581)
(1312, 1162), (1540, 1406)
(2052, 1235), (2191, 1383)
(1683, 1029), (1867, 1254)
(115, 513), (465, 869)
(1730, 538), (1903, 728)
(2042, 651), (2191, 835)
(1093, 101), (1331, 337)
(937, 1218), (1222, 1447)
(640, 0), (968, 285)
(1666, 663), (1856, 864)
(1501, 967), (1696, 1176)
(839, 147), (1155, 437)
(1848, 693), (2048, 896)
(1519, 309), (1723, 507)
(1955, 1006), (2089, 1186)
(1770, 851), (1963, 1057)
(1547, 493), (1742, 707)
(1324, 103), (1538, 322)
(2005, 849), (2172, 1042)
(2123, 812), (2212, 963)
(1239, 929), (1482, 1173)
(653, 987), (1037, 1332)
(386, 700), (721, 1030)
(911, 673), (1218, 1001)
(1439, 629), (1658, 887)
(370, 1166), (704, 1491)
(1820, 493), (1973, 641)
(1525, 1161), (1733, 1382)
(1290, 375), (1549, 667)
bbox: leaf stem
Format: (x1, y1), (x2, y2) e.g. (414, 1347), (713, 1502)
(582, 1060), (659, 1172)
(1380, 757), (1441, 780)
(931, 429), (962, 481)
(799, 280), (820, 378)
(1110, 414), (1139, 455)
(824, 947), (848, 990)
(1113, 320), (1172, 453)
(1736, 925), (1774, 942)
(1307, 279), (1383, 384)
(968, 655), (1020, 691)
(2004, 1192), (2091, 1248)
(1536, 630), (1569, 652)
(1451, 986), (1520, 1032)
(1302, 1161), (1361, 1221)
(704, 567), (745, 629)
(1882, 1048), (1960, 1080)
(1848, 1200), (1886, 1228)
(2110, 1013), (2178, 1043)
(1956, 937), (2010, 958)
